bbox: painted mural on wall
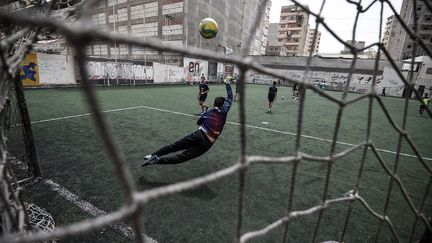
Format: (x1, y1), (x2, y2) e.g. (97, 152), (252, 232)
(248, 69), (392, 95)
(153, 63), (184, 83)
(208, 62), (218, 80)
(37, 54), (75, 85)
(184, 57), (208, 82)
(86, 61), (154, 81)
(20, 53), (39, 86)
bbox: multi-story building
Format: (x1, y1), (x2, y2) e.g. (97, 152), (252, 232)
(267, 23), (279, 46)
(277, 4), (309, 56)
(250, 0), (271, 55)
(382, 15), (395, 49)
(387, 0), (432, 60)
(304, 28), (321, 55)
(1, 0), (271, 66)
(265, 23), (284, 56)
(341, 40), (366, 54)
(261, 1), (272, 55)
(98, 0), (271, 63)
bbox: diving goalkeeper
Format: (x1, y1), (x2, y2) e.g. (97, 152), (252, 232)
(142, 77), (234, 166)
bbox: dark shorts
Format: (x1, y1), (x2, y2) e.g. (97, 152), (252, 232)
(268, 95), (275, 102)
(199, 94), (207, 102)
(153, 129), (213, 164)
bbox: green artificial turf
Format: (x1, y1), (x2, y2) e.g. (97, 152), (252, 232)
(17, 84), (432, 242)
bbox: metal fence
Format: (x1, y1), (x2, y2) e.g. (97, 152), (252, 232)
(0, 0), (431, 242)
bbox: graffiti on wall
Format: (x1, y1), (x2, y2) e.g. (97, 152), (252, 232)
(20, 53), (39, 86)
(153, 62), (184, 83)
(287, 71), (303, 80)
(208, 62), (218, 80)
(37, 53), (75, 85)
(86, 61), (153, 80)
(249, 69), (385, 94)
(184, 57), (208, 82)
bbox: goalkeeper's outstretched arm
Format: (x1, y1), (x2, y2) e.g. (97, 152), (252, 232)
(221, 79), (233, 114)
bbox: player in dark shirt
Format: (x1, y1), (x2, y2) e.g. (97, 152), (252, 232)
(267, 81), (278, 112)
(292, 83), (299, 100)
(198, 76), (209, 113)
(142, 77), (234, 166)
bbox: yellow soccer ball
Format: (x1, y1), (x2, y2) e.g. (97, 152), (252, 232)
(199, 18), (218, 39)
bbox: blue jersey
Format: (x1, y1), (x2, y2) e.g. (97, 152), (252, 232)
(197, 83), (233, 141)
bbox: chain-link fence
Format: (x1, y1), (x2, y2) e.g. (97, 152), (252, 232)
(0, 0), (431, 242)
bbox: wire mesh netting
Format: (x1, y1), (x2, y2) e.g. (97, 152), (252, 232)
(22, 203), (56, 243)
(7, 89), (33, 179)
(0, 0), (431, 242)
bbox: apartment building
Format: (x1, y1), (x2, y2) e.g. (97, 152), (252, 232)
(277, 4), (309, 56)
(382, 15), (395, 49)
(1, 0), (271, 65)
(341, 40), (366, 54)
(265, 23), (284, 56)
(387, 0), (432, 60)
(251, 0), (272, 55)
(304, 28), (321, 55)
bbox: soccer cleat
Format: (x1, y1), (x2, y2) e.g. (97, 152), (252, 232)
(142, 155), (159, 167)
(205, 105), (209, 111)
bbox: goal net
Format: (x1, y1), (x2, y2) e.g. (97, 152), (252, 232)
(0, 0), (431, 242)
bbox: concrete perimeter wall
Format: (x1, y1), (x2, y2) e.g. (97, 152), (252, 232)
(19, 53), (413, 97)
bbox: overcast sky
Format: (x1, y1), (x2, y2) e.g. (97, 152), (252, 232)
(269, 0), (403, 53)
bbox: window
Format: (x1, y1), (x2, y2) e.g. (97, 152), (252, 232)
(407, 44), (412, 49)
(401, 62), (419, 72)
(130, 4), (144, 20)
(426, 68), (432, 74)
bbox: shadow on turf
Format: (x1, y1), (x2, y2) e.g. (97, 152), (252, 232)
(138, 176), (217, 201)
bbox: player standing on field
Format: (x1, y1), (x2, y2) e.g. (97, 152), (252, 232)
(198, 76), (209, 113)
(267, 81), (278, 112)
(292, 83), (298, 100)
(419, 93), (430, 116)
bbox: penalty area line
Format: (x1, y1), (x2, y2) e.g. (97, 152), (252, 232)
(10, 157), (157, 242)
(43, 179), (140, 241)
(44, 179), (158, 243)
(30, 105), (432, 161)
(9, 156), (158, 243)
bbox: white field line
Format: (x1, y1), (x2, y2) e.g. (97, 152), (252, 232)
(44, 179), (157, 243)
(43, 179), (138, 241)
(10, 157), (157, 243)
(29, 105), (432, 161)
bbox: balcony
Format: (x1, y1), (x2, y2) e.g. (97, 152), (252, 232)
(283, 42), (301, 46)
